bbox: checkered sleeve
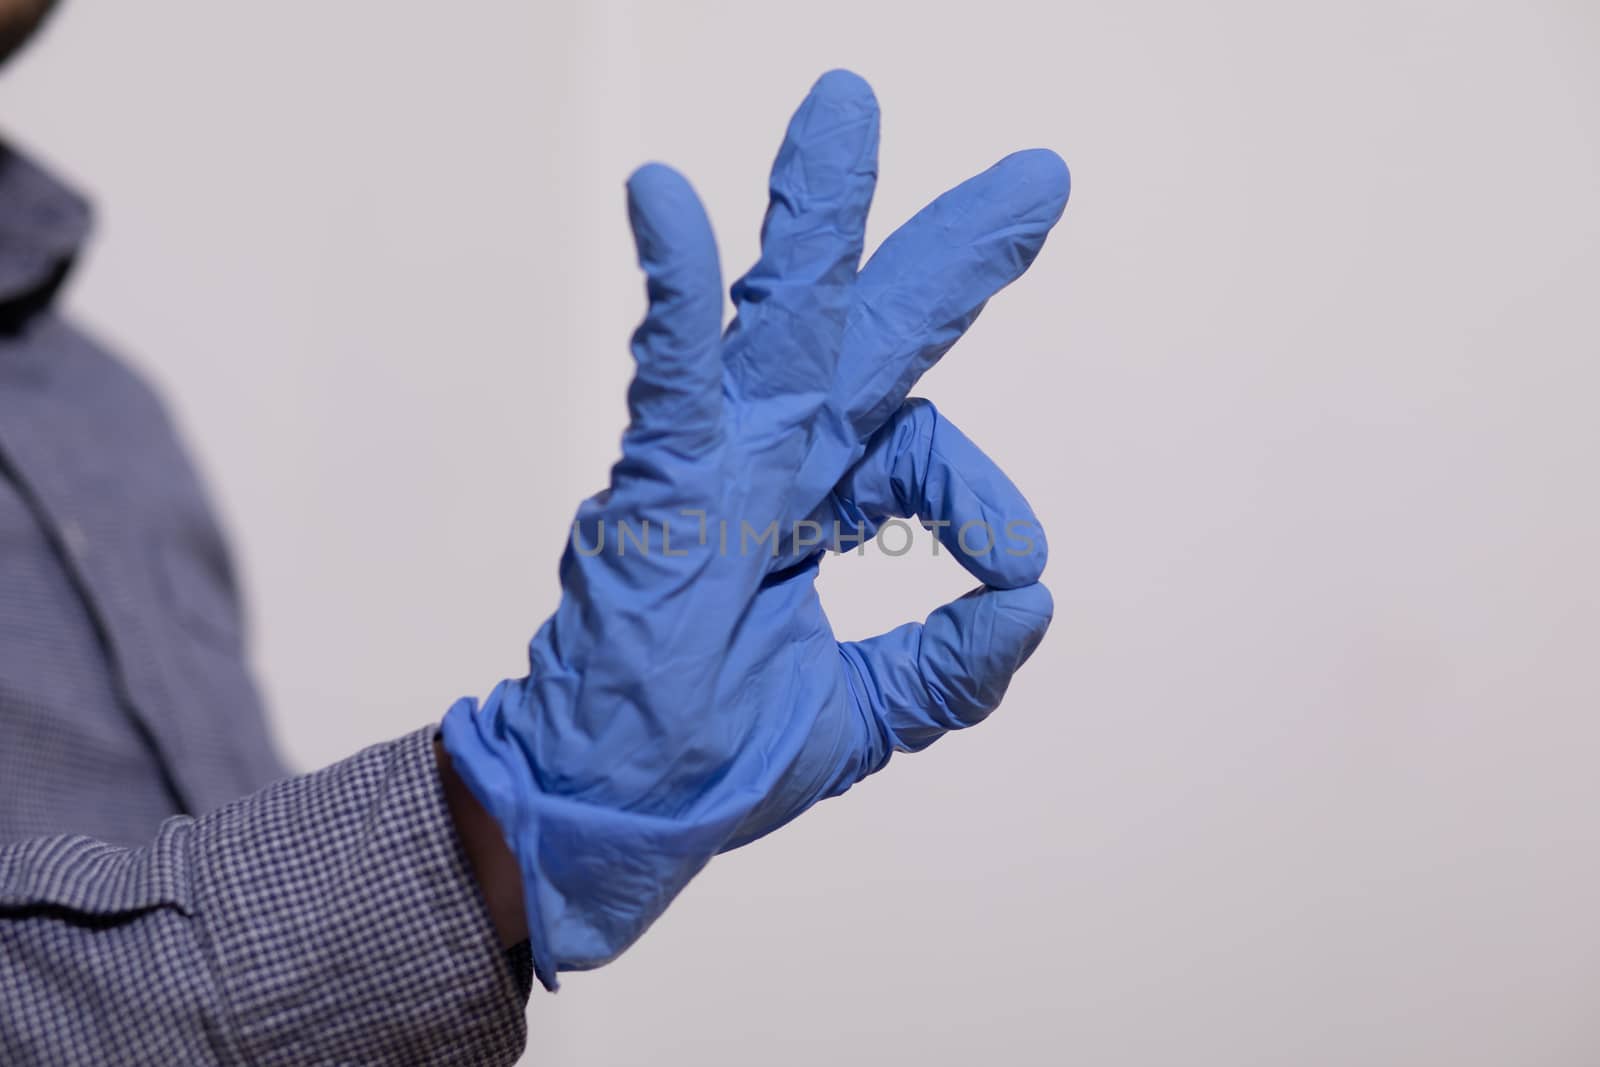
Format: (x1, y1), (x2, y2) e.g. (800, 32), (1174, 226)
(0, 727), (530, 1065)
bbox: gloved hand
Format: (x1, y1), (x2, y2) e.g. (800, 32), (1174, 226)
(441, 69), (1070, 991)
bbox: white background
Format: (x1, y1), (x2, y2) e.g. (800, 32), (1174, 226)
(6, 1), (1600, 1063)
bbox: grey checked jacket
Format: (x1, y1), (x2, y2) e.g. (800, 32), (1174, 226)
(0, 142), (530, 1064)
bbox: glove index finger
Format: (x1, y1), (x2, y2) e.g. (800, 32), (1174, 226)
(815, 398), (1048, 589)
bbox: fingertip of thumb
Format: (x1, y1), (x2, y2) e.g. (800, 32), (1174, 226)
(987, 581), (1054, 665)
(919, 583), (1054, 725)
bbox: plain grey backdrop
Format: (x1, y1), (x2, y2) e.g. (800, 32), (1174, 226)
(6, 1), (1599, 1064)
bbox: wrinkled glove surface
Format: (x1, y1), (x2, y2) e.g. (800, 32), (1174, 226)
(441, 69), (1070, 991)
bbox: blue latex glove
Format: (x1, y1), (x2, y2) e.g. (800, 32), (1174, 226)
(442, 69), (1069, 991)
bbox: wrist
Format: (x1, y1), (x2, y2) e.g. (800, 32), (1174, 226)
(435, 737), (529, 948)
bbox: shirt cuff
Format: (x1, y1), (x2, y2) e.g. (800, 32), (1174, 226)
(187, 727), (528, 1066)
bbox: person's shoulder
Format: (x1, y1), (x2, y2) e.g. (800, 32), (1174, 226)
(36, 313), (186, 429)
